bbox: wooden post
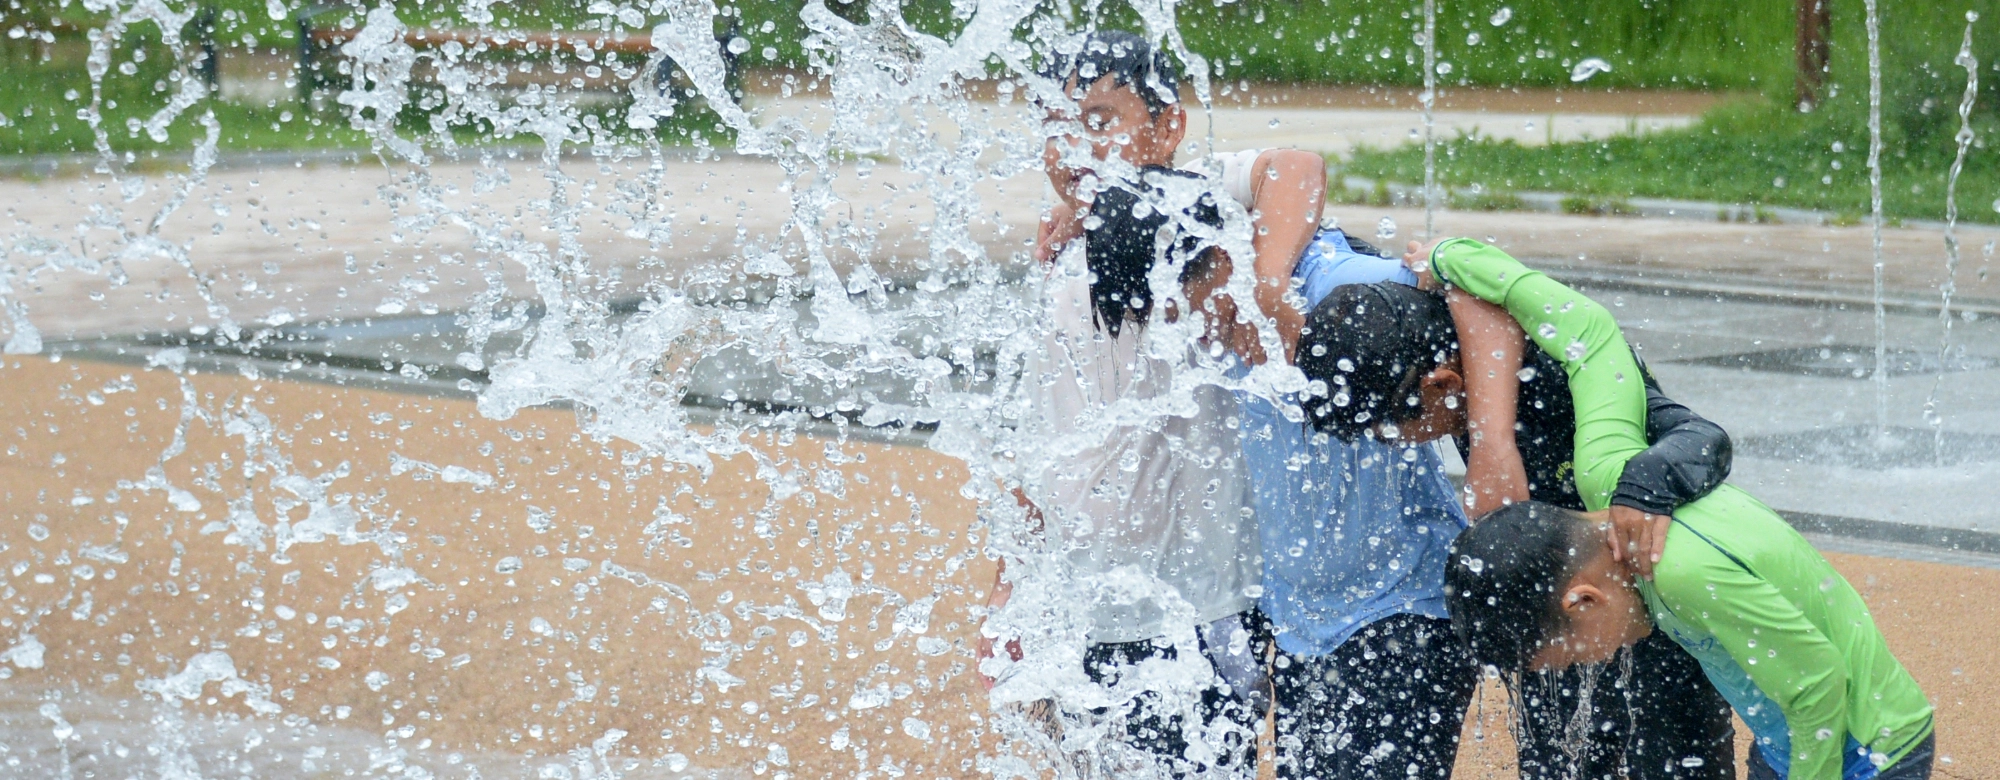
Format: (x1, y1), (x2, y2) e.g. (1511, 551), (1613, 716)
(1796, 0), (1832, 110)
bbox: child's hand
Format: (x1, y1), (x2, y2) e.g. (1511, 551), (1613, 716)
(1402, 238), (1449, 290)
(1036, 204), (1085, 263)
(1606, 505), (1671, 578)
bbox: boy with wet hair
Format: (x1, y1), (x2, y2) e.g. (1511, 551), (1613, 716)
(1295, 261), (1742, 778)
(1403, 238), (1935, 779)
(1448, 499), (1936, 780)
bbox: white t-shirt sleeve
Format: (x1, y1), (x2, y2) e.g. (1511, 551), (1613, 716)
(1184, 148), (1265, 208)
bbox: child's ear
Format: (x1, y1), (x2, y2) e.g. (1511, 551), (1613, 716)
(1561, 583), (1608, 616)
(1156, 104), (1188, 151)
(1422, 366), (1464, 398)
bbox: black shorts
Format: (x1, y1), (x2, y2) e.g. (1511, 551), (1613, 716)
(1271, 613), (1481, 780)
(1083, 609), (1274, 779)
(1513, 629), (1735, 780)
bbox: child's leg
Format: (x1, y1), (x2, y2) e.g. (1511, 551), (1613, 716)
(1083, 615), (1269, 779)
(1271, 614), (1477, 780)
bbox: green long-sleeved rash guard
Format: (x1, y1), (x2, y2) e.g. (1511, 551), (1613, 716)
(1429, 239), (1933, 780)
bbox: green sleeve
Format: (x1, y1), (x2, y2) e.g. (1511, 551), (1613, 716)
(1428, 238), (1648, 510)
(1656, 552), (1851, 780)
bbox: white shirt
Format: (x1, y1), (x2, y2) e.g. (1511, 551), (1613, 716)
(1186, 148), (1264, 207)
(1018, 248), (1259, 644)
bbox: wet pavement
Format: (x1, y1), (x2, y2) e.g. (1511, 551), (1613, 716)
(43, 254), (2000, 548)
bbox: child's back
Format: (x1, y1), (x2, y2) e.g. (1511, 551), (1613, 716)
(1646, 484), (1932, 779)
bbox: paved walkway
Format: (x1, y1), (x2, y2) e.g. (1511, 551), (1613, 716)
(4, 151), (1995, 343)
(0, 356), (1993, 778)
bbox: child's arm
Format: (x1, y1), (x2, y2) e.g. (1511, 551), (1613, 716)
(1242, 149), (1327, 362)
(1657, 555), (1849, 780)
(1425, 238), (1647, 510)
(1448, 289), (1531, 516)
(1618, 382), (1733, 514)
(1609, 382), (1734, 570)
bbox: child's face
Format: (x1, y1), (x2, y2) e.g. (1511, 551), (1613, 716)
(1042, 78), (1186, 198)
(1528, 534), (1655, 671)
(1179, 251), (1266, 364)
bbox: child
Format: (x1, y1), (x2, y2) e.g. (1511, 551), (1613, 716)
(1452, 499), (1937, 780)
(1294, 254), (1741, 776)
(1034, 29), (1486, 779)
(1416, 238), (1934, 780)
(986, 33), (1266, 778)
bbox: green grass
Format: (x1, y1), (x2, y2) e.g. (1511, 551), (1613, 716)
(0, 31), (727, 157)
(0, 38), (370, 156)
(4, 0), (1997, 175)
(1345, 98), (2000, 225)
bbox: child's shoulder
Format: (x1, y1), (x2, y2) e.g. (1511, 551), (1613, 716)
(1652, 485), (1802, 595)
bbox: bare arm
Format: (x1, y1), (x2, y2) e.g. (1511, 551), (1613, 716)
(1449, 288), (1532, 517)
(1243, 149), (1327, 363)
(978, 487), (1042, 687)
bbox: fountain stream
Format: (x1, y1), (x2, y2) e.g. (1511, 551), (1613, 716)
(1421, 0), (1437, 239)
(1864, 0), (1888, 442)
(1926, 12), (1981, 466)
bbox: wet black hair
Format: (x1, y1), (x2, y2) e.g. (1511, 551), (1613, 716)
(1443, 500), (1601, 672)
(1295, 281), (1459, 441)
(1042, 30), (1181, 116)
(1084, 167), (1224, 337)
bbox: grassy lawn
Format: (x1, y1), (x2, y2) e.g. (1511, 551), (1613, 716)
(3, 0), (1995, 216)
(1345, 94), (2000, 225)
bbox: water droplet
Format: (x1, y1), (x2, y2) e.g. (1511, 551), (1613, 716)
(1489, 7), (1513, 26)
(1517, 367), (1538, 382)
(1466, 32), (1482, 46)
(1376, 217), (1398, 241)
(1537, 323), (1559, 340)
(1570, 58), (1613, 82)
(1565, 340), (1588, 361)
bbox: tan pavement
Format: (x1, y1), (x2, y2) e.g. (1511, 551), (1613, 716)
(0, 354), (1995, 778)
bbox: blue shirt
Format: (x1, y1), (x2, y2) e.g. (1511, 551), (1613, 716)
(1237, 230), (1469, 656)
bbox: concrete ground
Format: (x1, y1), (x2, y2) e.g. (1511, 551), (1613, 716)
(0, 356), (1993, 779)
(4, 153), (1995, 342)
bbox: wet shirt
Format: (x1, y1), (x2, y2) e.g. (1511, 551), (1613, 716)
(1018, 246), (1260, 645)
(1431, 238), (1935, 780)
(1236, 230), (1467, 656)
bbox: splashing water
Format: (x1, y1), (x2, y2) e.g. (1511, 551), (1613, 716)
(0, 1), (1310, 776)
(1421, 0), (1438, 239)
(1925, 12), (1980, 466)
(1569, 57), (1612, 83)
(1864, 0), (1889, 443)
